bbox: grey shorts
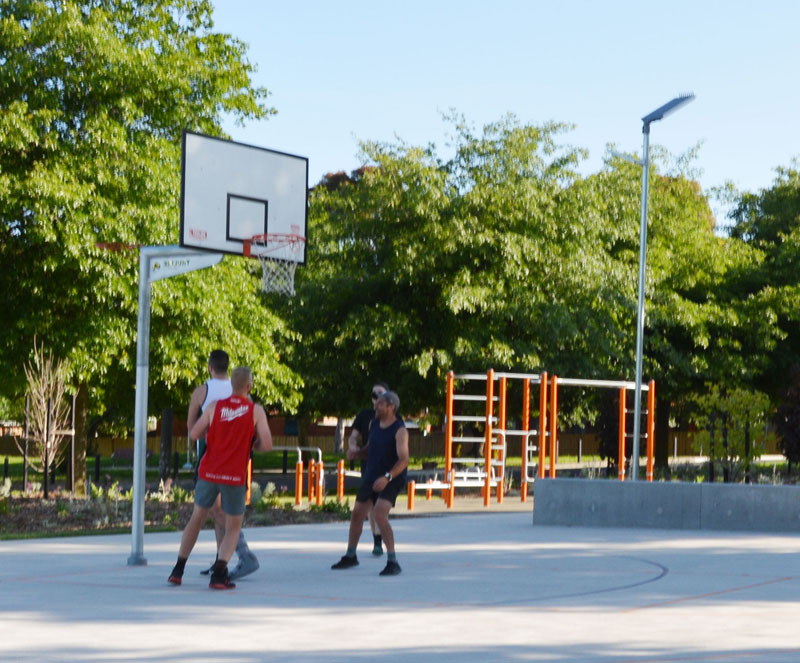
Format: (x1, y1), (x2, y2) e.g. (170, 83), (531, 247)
(194, 478), (247, 516)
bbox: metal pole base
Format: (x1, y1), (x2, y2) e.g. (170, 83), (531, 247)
(127, 554), (147, 566)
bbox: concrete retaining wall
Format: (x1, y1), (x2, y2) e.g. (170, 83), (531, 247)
(533, 478), (800, 533)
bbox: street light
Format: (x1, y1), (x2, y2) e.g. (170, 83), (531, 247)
(630, 93), (695, 481)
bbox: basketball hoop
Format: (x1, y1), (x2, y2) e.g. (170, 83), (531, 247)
(244, 233), (306, 297)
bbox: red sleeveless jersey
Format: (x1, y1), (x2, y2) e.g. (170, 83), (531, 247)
(198, 395), (254, 485)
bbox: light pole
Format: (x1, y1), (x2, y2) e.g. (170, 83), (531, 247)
(630, 93), (694, 481)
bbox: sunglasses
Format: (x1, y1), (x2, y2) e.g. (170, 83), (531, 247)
(372, 391), (385, 399)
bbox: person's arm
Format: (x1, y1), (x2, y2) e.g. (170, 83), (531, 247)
(346, 428), (362, 460)
(189, 401), (215, 442)
(186, 385), (205, 439)
(252, 404), (273, 452)
(372, 426), (409, 491)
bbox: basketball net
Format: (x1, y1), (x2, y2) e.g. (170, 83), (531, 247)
(244, 233), (306, 297)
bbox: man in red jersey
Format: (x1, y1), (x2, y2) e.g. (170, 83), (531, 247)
(168, 366), (272, 589)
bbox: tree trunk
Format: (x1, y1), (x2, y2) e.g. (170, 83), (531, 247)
(159, 407), (173, 481)
(334, 417), (345, 454)
(73, 383), (89, 498)
(297, 415), (313, 463)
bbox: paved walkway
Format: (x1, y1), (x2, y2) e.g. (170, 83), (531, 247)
(2, 510), (800, 662)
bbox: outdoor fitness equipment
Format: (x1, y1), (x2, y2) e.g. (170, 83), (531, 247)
(406, 370), (656, 511)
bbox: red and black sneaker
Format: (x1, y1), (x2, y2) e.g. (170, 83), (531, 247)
(209, 572), (236, 590)
(168, 562), (184, 585)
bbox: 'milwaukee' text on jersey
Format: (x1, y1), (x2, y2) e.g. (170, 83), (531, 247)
(198, 395), (255, 485)
(219, 404), (250, 422)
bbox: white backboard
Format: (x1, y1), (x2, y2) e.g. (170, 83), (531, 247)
(179, 131), (308, 262)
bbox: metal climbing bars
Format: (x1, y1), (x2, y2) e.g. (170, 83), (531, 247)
(406, 370), (657, 510)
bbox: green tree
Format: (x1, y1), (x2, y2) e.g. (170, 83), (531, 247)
(281, 116), (628, 425)
(577, 151), (782, 471)
(775, 365), (800, 468)
(0, 0), (302, 437)
(690, 385), (772, 483)
(728, 164), (800, 399)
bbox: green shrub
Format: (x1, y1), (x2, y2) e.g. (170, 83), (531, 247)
(255, 482), (281, 511)
(309, 500), (351, 519)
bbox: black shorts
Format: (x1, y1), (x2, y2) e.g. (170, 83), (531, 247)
(356, 474), (405, 507)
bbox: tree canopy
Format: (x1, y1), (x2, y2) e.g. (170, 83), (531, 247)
(276, 115), (779, 440)
(1, 0), (302, 426)
(3, 2), (796, 453)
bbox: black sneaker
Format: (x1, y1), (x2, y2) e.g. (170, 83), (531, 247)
(331, 555), (359, 569)
(209, 571), (236, 590)
(379, 560), (401, 576)
(199, 562), (214, 576)
(168, 564), (184, 585)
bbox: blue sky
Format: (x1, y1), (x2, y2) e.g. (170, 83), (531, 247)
(211, 0), (800, 217)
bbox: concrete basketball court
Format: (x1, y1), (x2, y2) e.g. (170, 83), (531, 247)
(2, 509), (800, 662)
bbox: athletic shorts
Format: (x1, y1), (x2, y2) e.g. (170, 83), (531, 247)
(356, 473), (405, 507)
(194, 478), (247, 516)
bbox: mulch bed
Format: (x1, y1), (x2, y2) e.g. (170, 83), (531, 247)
(0, 497), (347, 537)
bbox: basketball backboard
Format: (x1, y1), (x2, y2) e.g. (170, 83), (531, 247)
(179, 131), (308, 263)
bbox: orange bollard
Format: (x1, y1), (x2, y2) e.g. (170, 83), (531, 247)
(484, 369), (494, 507)
(246, 458), (253, 506)
(646, 380), (656, 482)
(308, 459), (316, 502)
(337, 459), (345, 503)
(407, 481), (415, 511)
(445, 371), (454, 490)
(295, 459), (303, 505)
(316, 460), (324, 506)
(521, 379), (530, 502)
(497, 476), (504, 504)
(538, 372), (548, 479)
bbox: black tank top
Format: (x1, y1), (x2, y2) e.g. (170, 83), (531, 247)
(365, 418), (406, 480)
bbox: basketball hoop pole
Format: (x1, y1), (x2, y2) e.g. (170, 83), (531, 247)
(128, 246), (222, 566)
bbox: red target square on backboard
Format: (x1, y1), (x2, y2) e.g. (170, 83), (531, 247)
(180, 130), (308, 263)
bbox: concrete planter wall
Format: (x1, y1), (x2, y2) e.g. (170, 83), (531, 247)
(533, 478), (800, 533)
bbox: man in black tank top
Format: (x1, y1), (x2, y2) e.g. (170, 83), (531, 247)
(332, 391), (409, 576)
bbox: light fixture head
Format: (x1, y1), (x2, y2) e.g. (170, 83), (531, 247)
(641, 93), (695, 127)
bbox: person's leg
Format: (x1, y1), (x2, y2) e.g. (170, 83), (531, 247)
(372, 498), (401, 576)
(228, 529), (260, 580)
(168, 503), (210, 584)
(332, 499), (371, 569)
(208, 513), (243, 589)
(200, 496), (227, 575)
(217, 513), (244, 562)
(371, 499), (394, 552)
(179, 504), (211, 557)
(208, 484), (247, 589)
(347, 499), (371, 551)
(210, 495), (225, 547)
(368, 506), (383, 556)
